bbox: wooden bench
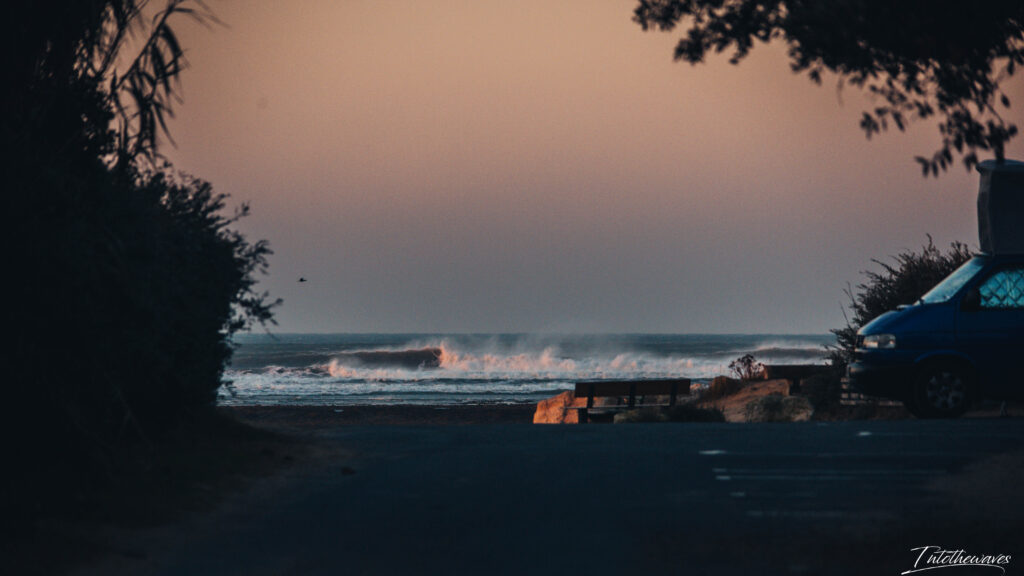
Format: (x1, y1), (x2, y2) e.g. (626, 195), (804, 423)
(573, 379), (691, 423)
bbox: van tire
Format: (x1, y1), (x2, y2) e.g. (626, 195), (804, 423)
(906, 362), (973, 418)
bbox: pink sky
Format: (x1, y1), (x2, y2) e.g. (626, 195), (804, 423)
(165, 0), (1024, 333)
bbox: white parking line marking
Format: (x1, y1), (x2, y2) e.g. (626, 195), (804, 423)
(727, 475), (896, 481)
(715, 468), (942, 476)
(693, 451), (964, 458)
(852, 433), (1023, 440)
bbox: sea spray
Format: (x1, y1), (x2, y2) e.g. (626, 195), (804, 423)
(223, 333), (831, 406)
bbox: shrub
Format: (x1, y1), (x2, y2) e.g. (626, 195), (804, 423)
(744, 393), (786, 422)
(743, 394), (814, 423)
(4, 1), (278, 517)
(729, 354), (764, 381)
(613, 405), (726, 423)
(8, 155), (278, 514)
(665, 404), (727, 423)
(830, 237), (971, 366)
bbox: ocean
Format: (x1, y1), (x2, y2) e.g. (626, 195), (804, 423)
(219, 333), (833, 406)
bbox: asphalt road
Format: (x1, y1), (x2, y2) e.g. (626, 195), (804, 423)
(86, 420), (1024, 575)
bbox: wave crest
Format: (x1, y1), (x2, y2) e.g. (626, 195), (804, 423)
(438, 345), (577, 374)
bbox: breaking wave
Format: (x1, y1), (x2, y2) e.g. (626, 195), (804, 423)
(221, 334), (830, 406)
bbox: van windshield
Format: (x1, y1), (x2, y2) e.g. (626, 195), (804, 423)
(919, 257), (986, 304)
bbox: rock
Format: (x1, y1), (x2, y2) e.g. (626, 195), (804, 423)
(703, 376), (744, 401)
(743, 393), (814, 423)
(533, 391), (581, 424)
(697, 379), (792, 422)
(532, 391), (633, 424)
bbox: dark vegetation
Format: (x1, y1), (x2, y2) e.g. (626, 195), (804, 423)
(803, 238), (971, 416)
(4, 0), (277, 530)
(665, 404), (727, 422)
(829, 237), (972, 366)
(800, 373), (845, 414)
(728, 353), (764, 381)
(634, 0), (1024, 175)
(799, 372), (909, 420)
(698, 238), (967, 417)
(743, 393), (794, 422)
(613, 404), (726, 423)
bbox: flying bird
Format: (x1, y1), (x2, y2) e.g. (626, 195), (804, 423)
(298, 277), (307, 283)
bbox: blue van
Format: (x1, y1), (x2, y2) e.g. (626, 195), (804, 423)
(847, 160), (1024, 417)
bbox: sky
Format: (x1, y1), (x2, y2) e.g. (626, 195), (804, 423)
(164, 0), (1024, 334)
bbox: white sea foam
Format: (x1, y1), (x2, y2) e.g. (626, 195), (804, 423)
(220, 333), (830, 405)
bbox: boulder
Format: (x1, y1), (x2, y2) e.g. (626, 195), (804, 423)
(532, 391), (632, 424)
(697, 379), (792, 422)
(702, 376), (744, 401)
(533, 391), (580, 424)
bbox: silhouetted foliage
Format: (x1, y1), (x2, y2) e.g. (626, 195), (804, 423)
(3, 1), (277, 518)
(728, 354), (763, 381)
(829, 237), (971, 366)
(634, 0), (1024, 175)
(5, 0), (215, 165)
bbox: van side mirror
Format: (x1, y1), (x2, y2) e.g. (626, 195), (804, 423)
(961, 288), (981, 311)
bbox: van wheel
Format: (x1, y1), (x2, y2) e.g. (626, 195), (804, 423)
(906, 363), (973, 418)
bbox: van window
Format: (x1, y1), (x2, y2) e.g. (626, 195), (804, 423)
(979, 266), (1024, 309)
(920, 257), (985, 304)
